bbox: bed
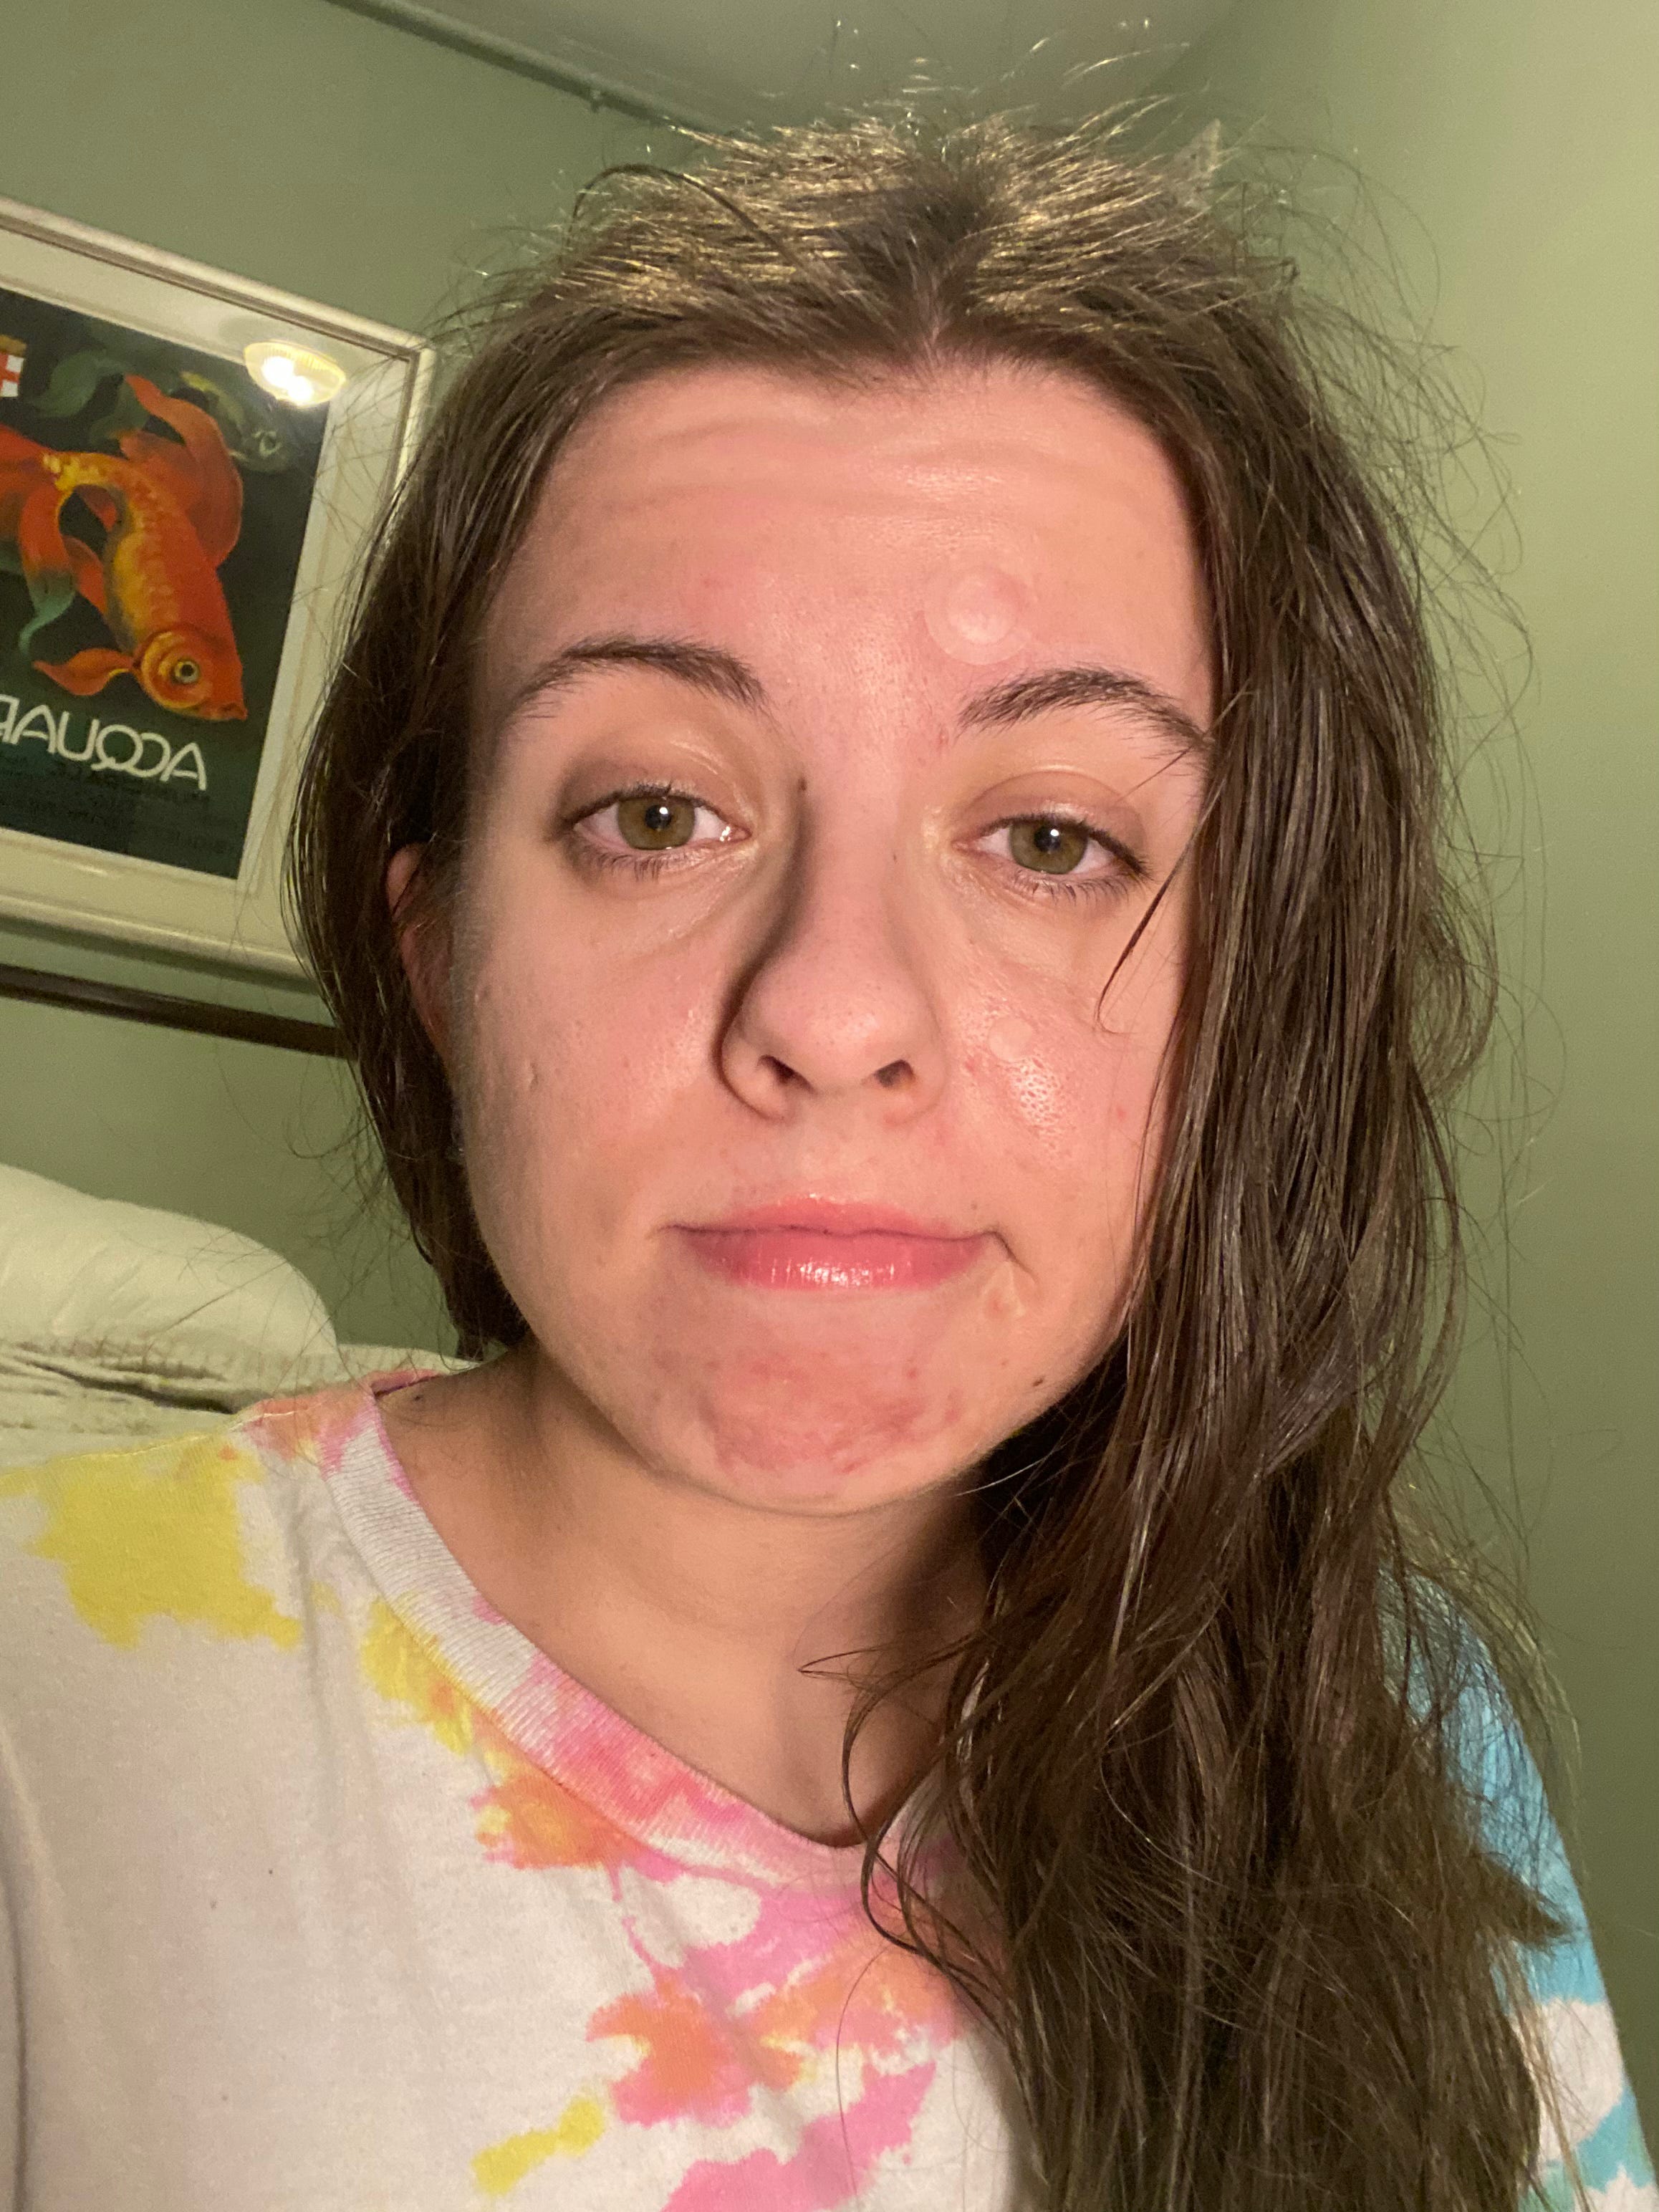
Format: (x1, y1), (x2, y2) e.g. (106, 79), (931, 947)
(0, 1160), (457, 1471)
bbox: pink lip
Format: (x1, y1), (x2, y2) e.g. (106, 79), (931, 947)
(675, 1201), (991, 1292)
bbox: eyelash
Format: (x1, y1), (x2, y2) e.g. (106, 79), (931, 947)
(987, 814), (1145, 905)
(560, 781), (1145, 904)
(560, 784), (734, 888)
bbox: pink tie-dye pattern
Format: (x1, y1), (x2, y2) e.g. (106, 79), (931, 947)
(585, 1875), (953, 2110)
(264, 1379), (974, 2202)
(505, 1646), (843, 1884)
(243, 1373), (431, 1496)
(595, 1960), (759, 2127)
(441, 1632), (961, 2193)
(458, 1722), (958, 2159)
(659, 2061), (936, 2212)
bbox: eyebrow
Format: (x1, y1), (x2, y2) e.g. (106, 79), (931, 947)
(492, 633), (1208, 761)
(491, 637), (764, 740)
(957, 664), (1208, 761)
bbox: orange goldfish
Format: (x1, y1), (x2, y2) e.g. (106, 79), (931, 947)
(0, 374), (246, 721)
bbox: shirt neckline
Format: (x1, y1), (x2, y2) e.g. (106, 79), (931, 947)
(309, 1371), (900, 1889)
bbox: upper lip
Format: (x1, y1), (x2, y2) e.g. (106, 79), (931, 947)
(683, 1200), (983, 1241)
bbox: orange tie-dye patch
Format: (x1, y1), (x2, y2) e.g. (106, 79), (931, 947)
(472, 1739), (626, 1872)
(360, 1599), (629, 1873)
(752, 1923), (956, 2070)
(590, 1961), (759, 2127)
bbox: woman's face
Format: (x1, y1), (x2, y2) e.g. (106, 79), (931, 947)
(405, 360), (1211, 1516)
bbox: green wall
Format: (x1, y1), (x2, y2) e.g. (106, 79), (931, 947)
(1165, 0), (1658, 2125)
(0, 0), (658, 1347)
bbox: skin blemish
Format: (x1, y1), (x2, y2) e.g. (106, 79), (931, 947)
(922, 564), (1029, 665)
(706, 1356), (944, 1486)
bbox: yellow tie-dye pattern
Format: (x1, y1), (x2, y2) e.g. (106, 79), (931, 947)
(0, 1434), (302, 1651)
(359, 1601), (624, 1870)
(471, 2092), (608, 2196)
(360, 1597), (478, 1756)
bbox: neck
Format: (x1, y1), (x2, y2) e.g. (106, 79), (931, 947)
(379, 1345), (986, 1846)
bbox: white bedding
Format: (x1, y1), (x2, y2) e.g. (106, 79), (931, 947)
(0, 1163), (456, 1468)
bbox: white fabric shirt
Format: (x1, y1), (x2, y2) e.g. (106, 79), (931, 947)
(0, 1374), (1650, 2210)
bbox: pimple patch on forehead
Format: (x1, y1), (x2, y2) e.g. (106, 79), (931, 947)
(923, 564), (1029, 665)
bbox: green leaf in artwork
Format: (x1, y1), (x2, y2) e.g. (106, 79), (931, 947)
(18, 569), (76, 652)
(34, 347), (127, 420)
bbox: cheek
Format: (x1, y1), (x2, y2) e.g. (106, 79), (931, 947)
(982, 984), (1174, 1146)
(971, 1026), (1161, 1222)
(968, 930), (1185, 1233)
(984, 1012), (1072, 1140)
(446, 884), (713, 1242)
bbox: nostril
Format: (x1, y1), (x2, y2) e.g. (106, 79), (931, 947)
(875, 1062), (908, 1089)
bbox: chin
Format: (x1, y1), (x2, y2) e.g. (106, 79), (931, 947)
(670, 1381), (979, 1511)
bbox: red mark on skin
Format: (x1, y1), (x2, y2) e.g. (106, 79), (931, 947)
(702, 1357), (943, 1484)
(659, 2060), (937, 2212)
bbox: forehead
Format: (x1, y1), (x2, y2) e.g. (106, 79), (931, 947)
(481, 359), (1209, 721)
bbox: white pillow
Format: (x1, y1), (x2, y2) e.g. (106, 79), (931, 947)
(0, 1161), (343, 1408)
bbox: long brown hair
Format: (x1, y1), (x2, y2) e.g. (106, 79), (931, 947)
(289, 113), (1588, 2212)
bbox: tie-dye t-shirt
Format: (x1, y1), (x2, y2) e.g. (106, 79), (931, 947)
(0, 1375), (1651, 2211)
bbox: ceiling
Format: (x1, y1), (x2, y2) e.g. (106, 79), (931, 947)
(337, 0), (1234, 130)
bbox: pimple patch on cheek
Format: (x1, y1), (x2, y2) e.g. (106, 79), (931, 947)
(974, 1009), (1068, 1143)
(922, 564), (1029, 665)
(986, 1012), (1036, 1062)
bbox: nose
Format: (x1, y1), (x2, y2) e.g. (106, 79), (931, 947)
(718, 825), (945, 1121)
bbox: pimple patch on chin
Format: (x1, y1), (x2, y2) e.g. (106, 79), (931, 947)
(922, 564), (1029, 665)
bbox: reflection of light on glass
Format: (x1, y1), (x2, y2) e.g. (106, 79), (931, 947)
(243, 340), (347, 408)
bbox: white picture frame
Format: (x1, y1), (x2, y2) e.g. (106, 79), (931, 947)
(0, 194), (433, 977)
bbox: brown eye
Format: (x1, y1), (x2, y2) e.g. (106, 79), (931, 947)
(1008, 818), (1092, 875)
(615, 793), (697, 850)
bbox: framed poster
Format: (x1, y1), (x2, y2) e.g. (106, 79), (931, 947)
(0, 196), (433, 976)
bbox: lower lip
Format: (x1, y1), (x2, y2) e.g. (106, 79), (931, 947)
(678, 1227), (989, 1292)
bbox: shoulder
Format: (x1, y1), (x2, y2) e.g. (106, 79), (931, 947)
(1395, 1587), (1658, 2206)
(0, 1378), (420, 1900)
(1388, 1579), (1571, 1909)
(0, 1378), (390, 1670)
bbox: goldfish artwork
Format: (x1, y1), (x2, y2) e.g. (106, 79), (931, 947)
(0, 276), (332, 884)
(0, 372), (247, 721)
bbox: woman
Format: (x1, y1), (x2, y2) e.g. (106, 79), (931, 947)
(0, 117), (1650, 2212)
